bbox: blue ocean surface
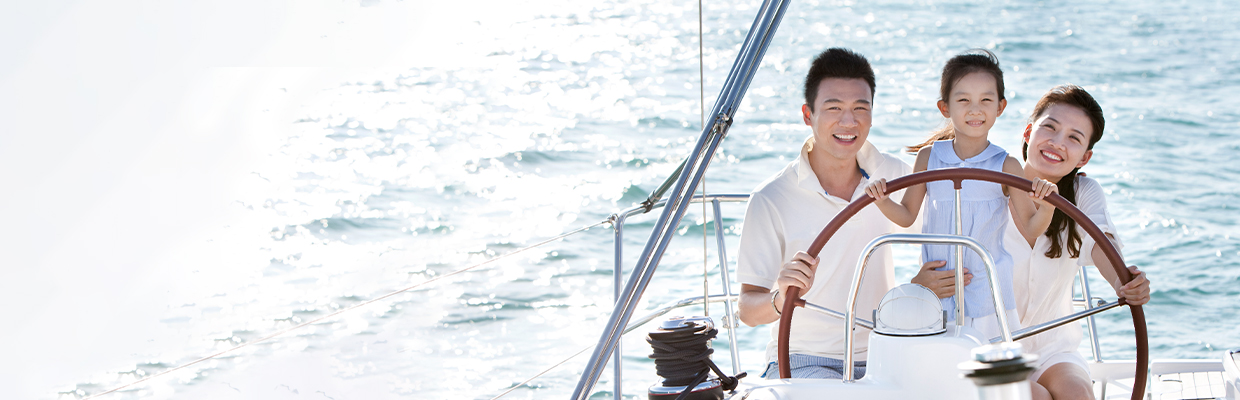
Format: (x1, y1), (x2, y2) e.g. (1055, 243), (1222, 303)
(22, 0), (1239, 399)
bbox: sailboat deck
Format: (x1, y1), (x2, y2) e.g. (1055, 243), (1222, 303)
(1151, 370), (1230, 400)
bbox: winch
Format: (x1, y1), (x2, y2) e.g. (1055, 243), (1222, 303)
(647, 316), (745, 400)
(959, 342), (1039, 400)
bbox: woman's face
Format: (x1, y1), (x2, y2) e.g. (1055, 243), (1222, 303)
(1024, 103), (1095, 180)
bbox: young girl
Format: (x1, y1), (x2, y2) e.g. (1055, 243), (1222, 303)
(864, 50), (1057, 339)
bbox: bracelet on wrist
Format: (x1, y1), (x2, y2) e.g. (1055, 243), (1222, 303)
(771, 289), (782, 315)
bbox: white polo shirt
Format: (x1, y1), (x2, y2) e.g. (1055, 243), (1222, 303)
(737, 138), (912, 363)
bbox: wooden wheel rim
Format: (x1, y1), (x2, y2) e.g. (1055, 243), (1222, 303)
(774, 168), (1148, 400)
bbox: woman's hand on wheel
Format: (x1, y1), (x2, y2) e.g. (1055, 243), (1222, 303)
(1118, 265), (1151, 306)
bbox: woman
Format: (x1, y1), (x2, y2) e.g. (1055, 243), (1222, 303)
(1005, 84), (1151, 400)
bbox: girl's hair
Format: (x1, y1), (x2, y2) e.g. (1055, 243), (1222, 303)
(906, 49), (1006, 154)
(1020, 84), (1106, 259)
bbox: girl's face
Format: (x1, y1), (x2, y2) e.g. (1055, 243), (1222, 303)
(1024, 103), (1095, 180)
(937, 71), (1007, 140)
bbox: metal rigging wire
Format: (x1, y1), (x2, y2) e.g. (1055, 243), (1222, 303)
(700, 0), (710, 318)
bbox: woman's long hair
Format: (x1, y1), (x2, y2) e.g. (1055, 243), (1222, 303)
(1021, 85), (1106, 258)
(906, 49), (1006, 154)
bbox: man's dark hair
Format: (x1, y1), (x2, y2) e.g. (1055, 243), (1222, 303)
(803, 48), (876, 108)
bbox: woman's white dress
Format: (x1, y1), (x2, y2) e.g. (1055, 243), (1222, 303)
(1004, 175), (1121, 381)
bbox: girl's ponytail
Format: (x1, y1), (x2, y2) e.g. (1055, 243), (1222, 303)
(906, 125), (954, 154)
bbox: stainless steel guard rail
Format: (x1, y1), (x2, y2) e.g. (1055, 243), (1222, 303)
(609, 194), (748, 400)
(570, 0), (791, 397)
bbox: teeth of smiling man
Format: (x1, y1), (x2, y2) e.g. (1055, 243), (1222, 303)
(1041, 151), (1063, 161)
(834, 134), (857, 140)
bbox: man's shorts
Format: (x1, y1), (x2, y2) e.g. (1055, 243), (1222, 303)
(761, 354), (867, 379)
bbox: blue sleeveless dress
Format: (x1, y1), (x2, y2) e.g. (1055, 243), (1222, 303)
(922, 140), (1015, 319)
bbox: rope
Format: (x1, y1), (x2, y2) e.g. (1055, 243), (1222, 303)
(648, 324), (745, 400)
(82, 218), (612, 400)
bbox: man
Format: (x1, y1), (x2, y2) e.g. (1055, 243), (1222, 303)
(736, 48), (950, 379)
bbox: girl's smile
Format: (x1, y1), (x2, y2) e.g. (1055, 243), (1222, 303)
(938, 71), (1007, 142)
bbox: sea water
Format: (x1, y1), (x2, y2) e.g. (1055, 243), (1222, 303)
(13, 0), (1240, 399)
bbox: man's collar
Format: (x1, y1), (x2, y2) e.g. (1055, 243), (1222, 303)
(855, 139), (884, 172)
(795, 136), (884, 192)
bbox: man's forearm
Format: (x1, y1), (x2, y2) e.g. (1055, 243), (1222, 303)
(738, 285), (780, 327)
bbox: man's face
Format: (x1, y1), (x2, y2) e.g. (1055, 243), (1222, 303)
(802, 78), (873, 161)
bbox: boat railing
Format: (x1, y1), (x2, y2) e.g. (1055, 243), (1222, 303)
(606, 193), (749, 400)
(1076, 266), (1107, 362)
(570, 0), (792, 397)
